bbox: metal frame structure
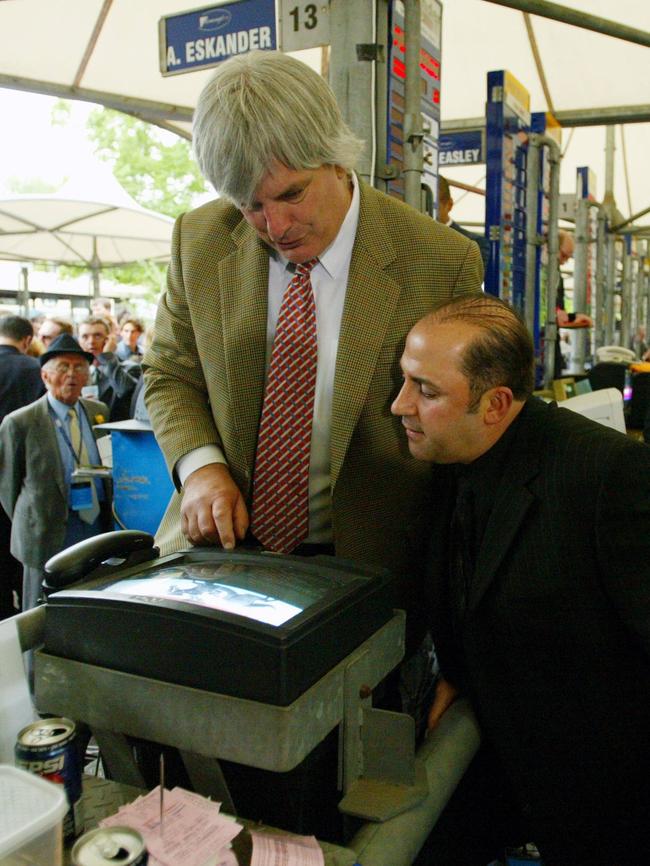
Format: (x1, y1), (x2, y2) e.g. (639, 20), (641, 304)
(11, 604), (481, 866)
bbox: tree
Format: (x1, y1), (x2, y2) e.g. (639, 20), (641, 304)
(85, 107), (207, 218)
(52, 101), (208, 299)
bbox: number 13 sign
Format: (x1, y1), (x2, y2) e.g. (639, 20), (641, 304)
(279, 1), (330, 52)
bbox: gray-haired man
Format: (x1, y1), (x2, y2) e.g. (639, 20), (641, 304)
(0, 333), (110, 610)
(144, 49), (482, 654)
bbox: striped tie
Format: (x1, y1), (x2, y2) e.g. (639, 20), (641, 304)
(251, 258), (319, 553)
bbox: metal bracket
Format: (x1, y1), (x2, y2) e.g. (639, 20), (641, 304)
(338, 612), (428, 822)
(338, 706), (428, 822)
(376, 164), (399, 181)
(404, 112), (426, 147)
(356, 43), (384, 62)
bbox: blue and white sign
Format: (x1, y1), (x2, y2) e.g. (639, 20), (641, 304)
(438, 130), (483, 166)
(159, 1), (277, 76)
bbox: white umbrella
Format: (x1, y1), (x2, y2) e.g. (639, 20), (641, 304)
(0, 193), (174, 295)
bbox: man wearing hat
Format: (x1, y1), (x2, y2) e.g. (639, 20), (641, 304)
(0, 334), (111, 610)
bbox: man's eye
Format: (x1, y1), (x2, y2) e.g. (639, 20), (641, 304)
(421, 387), (438, 399)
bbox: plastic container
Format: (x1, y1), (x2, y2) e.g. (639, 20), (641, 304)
(0, 764), (68, 866)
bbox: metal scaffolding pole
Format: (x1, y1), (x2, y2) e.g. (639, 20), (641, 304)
(482, 0), (650, 48)
(633, 247), (644, 356)
(612, 204), (650, 233)
(641, 241), (650, 346)
(329, 0), (378, 185)
(542, 136), (562, 388)
(524, 135), (541, 339)
(620, 239), (633, 349)
(605, 234), (617, 346)
(571, 197), (590, 372)
(594, 208), (607, 356)
(19, 266), (30, 317)
(603, 125), (617, 222)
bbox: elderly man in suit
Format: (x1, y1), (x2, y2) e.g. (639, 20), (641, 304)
(392, 293), (650, 866)
(0, 315), (46, 618)
(0, 333), (110, 610)
(144, 51), (482, 657)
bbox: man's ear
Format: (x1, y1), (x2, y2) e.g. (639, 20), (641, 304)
(482, 387), (513, 425)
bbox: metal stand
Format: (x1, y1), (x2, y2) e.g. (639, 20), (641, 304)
(35, 611), (428, 820)
(15, 605), (481, 866)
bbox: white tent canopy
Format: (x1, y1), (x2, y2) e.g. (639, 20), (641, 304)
(0, 195), (174, 269)
(0, 0), (648, 228)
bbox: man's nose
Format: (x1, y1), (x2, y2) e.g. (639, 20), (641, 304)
(391, 381), (412, 416)
(263, 203), (291, 241)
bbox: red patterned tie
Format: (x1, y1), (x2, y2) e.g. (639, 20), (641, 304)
(251, 258), (319, 553)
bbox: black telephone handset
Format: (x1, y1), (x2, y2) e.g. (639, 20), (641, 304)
(44, 530), (158, 588)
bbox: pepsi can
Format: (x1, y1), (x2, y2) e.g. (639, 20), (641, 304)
(72, 827), (149, 866)
(15, 717), (83, 839)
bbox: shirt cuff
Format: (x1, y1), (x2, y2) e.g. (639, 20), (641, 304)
(177, 445), (227, 487)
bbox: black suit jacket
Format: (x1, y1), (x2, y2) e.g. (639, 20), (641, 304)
(450, 220), (489, 275)
(0, 346), (45, 424)
(95, 353), (141, 421)
(427, 397), (650, 850)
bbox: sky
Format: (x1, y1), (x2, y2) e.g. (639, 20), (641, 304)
(0, 88), (143, 202)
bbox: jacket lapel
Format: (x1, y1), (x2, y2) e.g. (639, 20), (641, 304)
(330, 182), (401, 487)
(39, 395), (67, 501)
(219, 222), (269, 468)
(467, 401), (546, 614)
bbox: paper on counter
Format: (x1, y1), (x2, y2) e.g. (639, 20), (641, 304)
(0, 616), (36, 763)
(100, 785), (242, 866)
(250, 830), (325, 866)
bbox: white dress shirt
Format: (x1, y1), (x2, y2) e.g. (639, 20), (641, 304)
(177, 173), (361, 543)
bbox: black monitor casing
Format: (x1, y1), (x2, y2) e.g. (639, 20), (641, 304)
(44, 549), (395, 706)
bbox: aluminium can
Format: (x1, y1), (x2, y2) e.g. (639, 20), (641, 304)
(15, 716), (83, 839)
(71, 827), (149, 866)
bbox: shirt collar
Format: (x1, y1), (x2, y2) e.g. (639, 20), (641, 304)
(455, 401), (528, 491)
(276, 171), (360, 281)
(47, 393), (79, 422)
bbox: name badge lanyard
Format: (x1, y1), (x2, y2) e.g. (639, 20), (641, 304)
(51, 409), (86, 468)
(50, 407), (99, 517)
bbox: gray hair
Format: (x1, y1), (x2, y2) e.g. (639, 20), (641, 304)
(192, 51), (364, 207)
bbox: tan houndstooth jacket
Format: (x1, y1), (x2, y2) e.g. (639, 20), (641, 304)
(144, 180), (482, 631)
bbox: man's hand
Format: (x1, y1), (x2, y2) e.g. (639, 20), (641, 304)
(103, 333), (119, 353)
(181, 463), (249, 550)
(426, 677), (459, 733)
(556, 309), (593, 328)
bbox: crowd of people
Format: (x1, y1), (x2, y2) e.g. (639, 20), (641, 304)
(0, 301), (147, 618)
(0, 49), (648, 866)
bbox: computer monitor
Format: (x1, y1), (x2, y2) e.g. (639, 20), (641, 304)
(561, 387), (626, 434)
(43, 549), (395, 706)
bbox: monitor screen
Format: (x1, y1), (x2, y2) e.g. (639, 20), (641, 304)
(106, 562), (331, 627)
